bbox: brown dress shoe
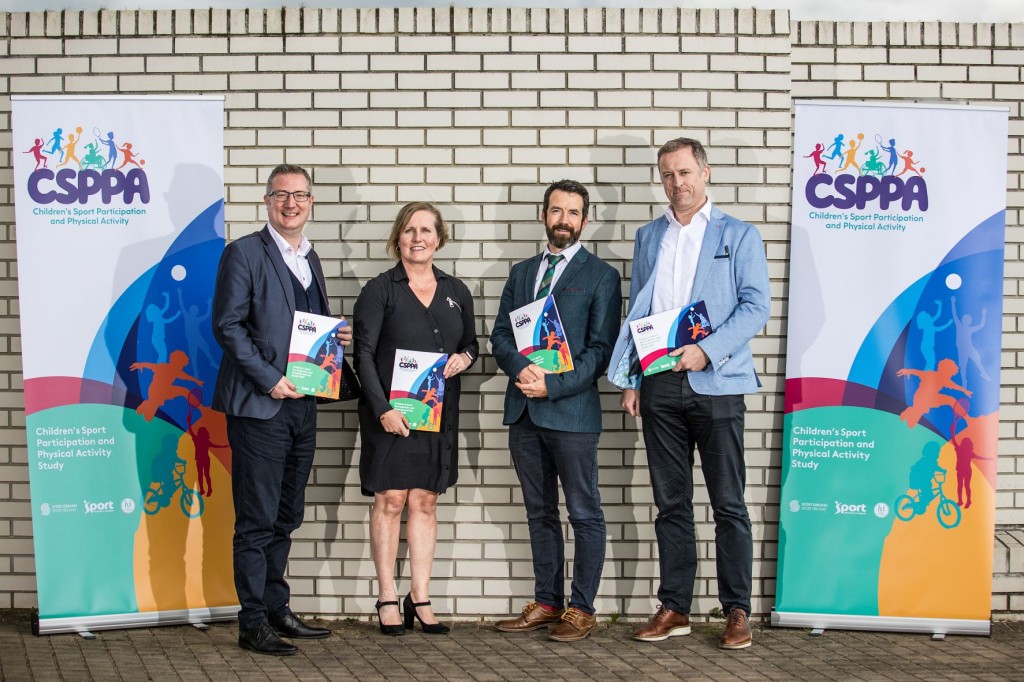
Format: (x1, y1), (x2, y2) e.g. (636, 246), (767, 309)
(547, 607), (597, 642)
(495, 602), (565, 632)
(719, 607), (752, 649)
(633, 605), (691, 642)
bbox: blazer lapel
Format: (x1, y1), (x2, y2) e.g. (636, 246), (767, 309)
(260, 225), (297, 312)
(308, 248), (331, 316)
(550, 247), (587, 297)
(690, 212), (725, 302)
(522, 253), (543, 303)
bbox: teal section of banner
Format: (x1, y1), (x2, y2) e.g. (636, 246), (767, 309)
(776, 406), (942, 616)
(28, 403), (180, 619)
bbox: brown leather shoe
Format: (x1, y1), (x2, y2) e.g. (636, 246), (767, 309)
(719, 607), (752, 649)
(547, 607), (597, 642)
(633, 605), (691, 642)
(495, 602), (565, 632)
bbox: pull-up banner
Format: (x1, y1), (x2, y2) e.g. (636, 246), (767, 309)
(775, 101), (1008, 636)
(12, 96), (238, 634)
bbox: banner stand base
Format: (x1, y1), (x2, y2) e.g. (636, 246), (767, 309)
(772, 609), (991, 636)
(33, 606), (240, 636)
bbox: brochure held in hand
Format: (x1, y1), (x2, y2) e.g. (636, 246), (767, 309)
(509, 295), (574, 373)
(389, 349), (448, 432)
(628, 300), (714, 376)
(286, 312), (350, 399)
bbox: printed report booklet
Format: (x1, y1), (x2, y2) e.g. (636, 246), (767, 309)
(509, 295), (574, 373)
(389, 349), (448, 432)
(628, 300), (714, 376)
(286, 312), (349, 399)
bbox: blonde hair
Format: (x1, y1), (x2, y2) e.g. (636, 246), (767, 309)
(385, 202), (449, 260)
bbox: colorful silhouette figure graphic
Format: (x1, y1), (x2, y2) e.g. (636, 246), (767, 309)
(543, 329), (561, 351)
(894, 441), (961, 529)
(860, 149), (886, 177)
(915, 300), (952, 371)
(143, 434), (204, 518)
(24, 138), (48, 170)
(879, 137), (899, 175)
(805, 143), (828, 174)
(130, 350), (203, 422)
(97, 130), (118, 169)
(147, 434), (187, 509)
(687, 310), (710, 341)
(909, 441), (945, 511)
(56, 128), (84, 169)
(116, 142), (145, 169)
(896, 149), (926, 176)
(145, 292), (181, 363)
(950, 295), (990, 385)
(176, 290), (216, 373)
(315, 350), (339, 396)
(949, 420), (992, 510)
(421, 371), (443, 431)
(80, 141), (107, 170)
(185, 395), (227, 499)
(896, 358), (971, 429)
(824, 134), (845, 166)
(45, 128), (65, 161)
(835, 133), (864, 173)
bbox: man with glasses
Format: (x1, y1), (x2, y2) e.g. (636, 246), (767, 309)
(213, 164), (351, 655)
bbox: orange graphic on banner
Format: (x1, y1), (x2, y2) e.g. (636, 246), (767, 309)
(132, 416), (236, 612)
(879, 413), (997, 621)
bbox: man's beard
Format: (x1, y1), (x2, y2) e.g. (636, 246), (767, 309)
(546, 222), (578, 249)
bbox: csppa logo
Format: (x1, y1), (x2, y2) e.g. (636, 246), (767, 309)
(296, 317), (318, 334)
(121, 498), (136, 514)
(803, 132), (927, 211)
(514, 313), (532, 328)
(24, 124), (150, 206)
(398, 356), (419, 370)
(634, 321), (654, 335)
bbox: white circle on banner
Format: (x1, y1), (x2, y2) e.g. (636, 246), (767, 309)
(945, 273), (962, 290)
(171, 265), (187, 281)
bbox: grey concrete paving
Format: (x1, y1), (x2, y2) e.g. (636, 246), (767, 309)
(1, 609), (1023, 681)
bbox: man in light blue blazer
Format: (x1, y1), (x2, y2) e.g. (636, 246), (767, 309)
(491, 180), (621, 642)
(608, 139), (770, 650)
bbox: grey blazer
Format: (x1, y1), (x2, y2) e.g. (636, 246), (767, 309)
(490, 246), (621, 434)
(211, 225), (330, 419)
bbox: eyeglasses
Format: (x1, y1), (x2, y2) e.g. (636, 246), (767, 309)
(267, 190), (311, 203)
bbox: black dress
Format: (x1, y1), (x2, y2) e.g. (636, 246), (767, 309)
(353, 262), (478, 496)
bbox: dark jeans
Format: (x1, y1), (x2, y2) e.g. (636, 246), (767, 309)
(639, 371), (752, 616)
(509, 413), (605, 614)
(228, 397), (317, 630)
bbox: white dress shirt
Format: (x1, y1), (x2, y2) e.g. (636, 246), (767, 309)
(651, 201), (712, 314)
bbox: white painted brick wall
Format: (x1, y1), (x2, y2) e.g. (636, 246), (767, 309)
(0, 8), (1020, 621)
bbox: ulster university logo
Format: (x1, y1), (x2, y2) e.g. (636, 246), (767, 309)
(803, 132), (928, 212)
(24, 124), (150, 206)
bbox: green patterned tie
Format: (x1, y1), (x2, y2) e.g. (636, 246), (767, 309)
(536, 253), (563, 300)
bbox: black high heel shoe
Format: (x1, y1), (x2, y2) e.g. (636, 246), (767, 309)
(403, 593), (450, 634)
(374, 599), (405, 636)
